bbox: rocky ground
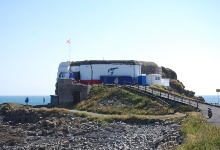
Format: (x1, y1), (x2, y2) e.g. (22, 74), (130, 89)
(0, 106), (184, 150)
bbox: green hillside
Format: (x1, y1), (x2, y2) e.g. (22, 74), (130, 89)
(74, 84), (173, 115)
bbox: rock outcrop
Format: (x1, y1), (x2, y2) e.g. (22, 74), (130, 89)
(139, 61), (162, 75)
(162, 67), (204, 101)
(162, 67), (177, 80)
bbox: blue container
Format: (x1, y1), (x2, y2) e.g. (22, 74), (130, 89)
(100, 76), (132, 84)
(138, 75), (146, 86)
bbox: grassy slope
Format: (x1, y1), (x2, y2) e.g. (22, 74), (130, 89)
(177, 112), (220, 149)
(74, 84), (172, 115)
(151, 84), (190, 98)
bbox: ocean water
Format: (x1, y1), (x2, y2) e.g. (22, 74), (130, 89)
(0, 95), (219, 106)
(0, 96), (50, 106)
(201, 95), (220, 104)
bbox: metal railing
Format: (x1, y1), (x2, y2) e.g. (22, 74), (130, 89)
(122, 84), (170, 108)
(123, 82), (198, 108)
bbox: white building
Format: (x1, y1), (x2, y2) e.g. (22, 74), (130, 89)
(57, 60), (169, 86)
(146, 74), (170, 86)
(58, 60), (141, 84)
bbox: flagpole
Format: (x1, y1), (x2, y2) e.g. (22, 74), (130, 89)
(66, 39), (71, 65)
(69, 38), (71, 64)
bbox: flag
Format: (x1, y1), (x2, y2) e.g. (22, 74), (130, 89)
(66, 39), (71, 44)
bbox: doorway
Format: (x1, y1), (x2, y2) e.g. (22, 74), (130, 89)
(72, 91), (80, 105)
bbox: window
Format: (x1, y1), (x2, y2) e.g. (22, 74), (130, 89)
(155, 77), (160, 80)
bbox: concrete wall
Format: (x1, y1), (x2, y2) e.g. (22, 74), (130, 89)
(50, 95), (59, 107)
(57, 79), (92, 105)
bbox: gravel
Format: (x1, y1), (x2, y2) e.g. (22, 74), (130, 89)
(0, 112), (183, 150)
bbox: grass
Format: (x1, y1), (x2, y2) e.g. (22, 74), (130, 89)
(171, 105), (197, 113)
(80, 113), (90, 118)
(73, 111), (186, 125)
(74, 84), (172, 115)
(36, 107), (70, 117)
(176, 112), (220, 150)
(0, 102), (32, 110)
(151, 84), (186, 98)
(150, 84), (198, 101)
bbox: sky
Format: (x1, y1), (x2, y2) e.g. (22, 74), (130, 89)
(0, 0), (220, 96)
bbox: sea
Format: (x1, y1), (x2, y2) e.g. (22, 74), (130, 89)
(0, 95), (219, 106)
(0, 96), (50, 106)
(200, 95), (220, 104)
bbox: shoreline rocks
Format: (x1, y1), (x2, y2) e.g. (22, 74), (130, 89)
(0, 108), (184, 150)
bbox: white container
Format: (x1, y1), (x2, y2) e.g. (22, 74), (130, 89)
(146, 74), (162, 85)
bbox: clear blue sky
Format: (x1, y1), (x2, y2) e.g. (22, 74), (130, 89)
(0, 0), (220, 96)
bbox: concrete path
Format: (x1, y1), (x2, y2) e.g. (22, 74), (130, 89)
(124, 85), (220, 126)
(198, 103), (220, 126)
(180, 100), (220, 126)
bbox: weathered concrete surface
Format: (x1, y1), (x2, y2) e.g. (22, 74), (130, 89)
(57, 79), (92, 105)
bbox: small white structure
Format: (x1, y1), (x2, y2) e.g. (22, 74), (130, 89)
(146, 74), (161, 85)
(147, 74), (170, 86)
(161, 78), (170, 86)
(146, 74), (170, 86)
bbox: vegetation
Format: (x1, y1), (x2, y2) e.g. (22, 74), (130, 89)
(0, 102), (32, 110)
(170, 105), (197, 113)
(151, 84), (185, 97)
(73, 111), (185, 125)
(37, 107), (70, 117)
(1, 86), (218, 149)
(75, 84), (172, 115)
(151, 84), (171, 92)
(151, 84), (196, 100)
(177, 112), (220, 150)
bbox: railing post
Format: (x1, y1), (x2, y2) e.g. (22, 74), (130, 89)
(197, 100), (198, 108)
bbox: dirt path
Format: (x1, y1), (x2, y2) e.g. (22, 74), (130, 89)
(70, 102), (220, 126)
(69, 109), (186, 120)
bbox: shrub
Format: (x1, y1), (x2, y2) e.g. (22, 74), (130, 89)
(80, 113), (89, 118)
